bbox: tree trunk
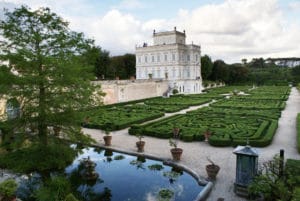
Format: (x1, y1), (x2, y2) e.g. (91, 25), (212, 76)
(38, 63), (48, 146)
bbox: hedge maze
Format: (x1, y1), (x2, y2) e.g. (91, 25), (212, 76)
(82, 93), (216, 131)
(83, 85), (290, 147)
(129, 86), (291, 147)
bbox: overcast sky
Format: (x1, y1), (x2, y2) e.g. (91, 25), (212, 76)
(1, 0), (300, 63)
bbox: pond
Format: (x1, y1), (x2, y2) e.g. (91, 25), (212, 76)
(65, 146), (205, 201)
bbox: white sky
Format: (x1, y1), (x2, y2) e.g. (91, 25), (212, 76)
(1, 0), (300, 63)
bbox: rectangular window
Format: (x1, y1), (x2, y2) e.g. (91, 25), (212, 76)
(138, 56), (141, 63)
(157, 54), (160, 62)
(152, 55), (155, 62)
(145, 55), (147, 63)
(172, 54), (175, 61)
(187, 55), (190, 61)
(195, 54), (198, 61)
(164, 54), (168, 61)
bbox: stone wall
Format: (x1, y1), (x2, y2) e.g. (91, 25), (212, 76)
(93, 79), (169, 105)
(0, 99), (6, 119)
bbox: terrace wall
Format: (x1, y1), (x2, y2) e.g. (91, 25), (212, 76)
(93, 80), (169, 104)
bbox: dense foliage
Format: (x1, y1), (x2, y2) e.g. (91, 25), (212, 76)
(0, 142), (77, 174)
(249, 157), (300, 201)
(204, 57), (296, 85)
(0, 179), (18, 198)
(0, 6), (103, 147)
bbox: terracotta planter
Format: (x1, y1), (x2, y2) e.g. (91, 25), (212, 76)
(206, 164), (220, 180)
(170, 148), (183, 161)
(136, 141), (145, 152)
(103, 135), (112, 146)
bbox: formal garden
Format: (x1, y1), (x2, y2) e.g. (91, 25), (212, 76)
(82, 95), (215, 131)
(0, 5), (300, 201)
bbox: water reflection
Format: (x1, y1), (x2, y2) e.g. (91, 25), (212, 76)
(17, 146), (203, 201)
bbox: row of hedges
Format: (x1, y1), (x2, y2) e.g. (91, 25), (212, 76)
(129, 85), (290, 146)
(297, 113), (300, 153)
(82, 91), (218, 131)
(204, 85), (253, 94)
(129, 110), (278, 146)
(189, 107), (281, 119)
(83, 105), (165, 131)
(211, 99), (286, 110)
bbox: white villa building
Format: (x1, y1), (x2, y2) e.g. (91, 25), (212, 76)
(135, 27), (202, 94)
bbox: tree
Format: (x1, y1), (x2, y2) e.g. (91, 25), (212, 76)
(108, 54), (136, 79)
(123, 53), (136, 78)
(210, 60), (229, 82)
(201, 55), (213, 80)
(86, 46), (110, 80)
(241, 58), (247, 65)
(0, 6), (104, 147)
(228, 64), (249, 84)
(291, 65), (300, 83)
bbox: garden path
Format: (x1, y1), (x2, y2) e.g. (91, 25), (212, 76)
(83, 87), (300, 201)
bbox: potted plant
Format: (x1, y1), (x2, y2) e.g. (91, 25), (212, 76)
(169, 127), (183, 161)
(206, 157), (220, 180)
(135, 134), (145, 152)
(204, 129), (212, 142)
(0, 179), (17, 201)
(103, 130), (112, 146)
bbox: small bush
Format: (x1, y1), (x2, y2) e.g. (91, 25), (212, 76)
(65, 194), (79, 201)
(172, 89), (179, 94)
(0, 179), (17, 198)
(292, 187), (300, 201)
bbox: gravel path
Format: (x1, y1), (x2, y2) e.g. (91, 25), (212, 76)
(83, 87), (300, 201)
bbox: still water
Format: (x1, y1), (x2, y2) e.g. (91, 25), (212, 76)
(65, 147), (204, 201)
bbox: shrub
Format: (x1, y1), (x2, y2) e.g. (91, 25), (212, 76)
(0, 179), (17, 198)
(292, 187), (300, 201)
(208, 134), (231, 147)
(0, 143), (77, 174)
(35, 176), (72, 201)
(248, 155), (292, 201)
(172, 89), (179, 94)
(181, 134), (194, 142)
(65, 194), (79, 201)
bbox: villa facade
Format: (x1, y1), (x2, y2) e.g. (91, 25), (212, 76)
(135, 27), (202, 94)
